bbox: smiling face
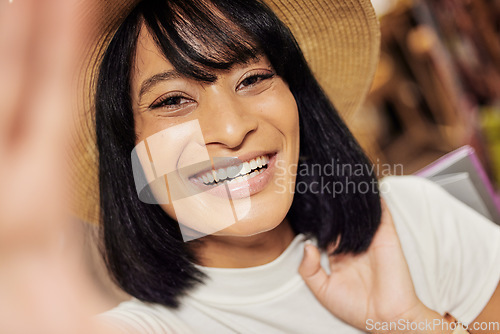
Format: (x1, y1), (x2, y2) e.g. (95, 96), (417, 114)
(130, 26), (299, 239)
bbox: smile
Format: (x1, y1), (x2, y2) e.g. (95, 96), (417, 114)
(194, 155), (270, 186)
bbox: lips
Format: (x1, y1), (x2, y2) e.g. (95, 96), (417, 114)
(183, 152), (277, 200)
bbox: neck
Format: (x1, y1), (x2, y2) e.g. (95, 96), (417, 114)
(191, 220), (295, 268)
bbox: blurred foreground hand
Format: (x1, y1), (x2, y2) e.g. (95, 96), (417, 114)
(0, 0), (116, 333)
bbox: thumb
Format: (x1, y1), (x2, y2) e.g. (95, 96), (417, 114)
(298, 242), (329, 298)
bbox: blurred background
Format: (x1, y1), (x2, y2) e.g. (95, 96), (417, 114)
(350, 0), (500, 191)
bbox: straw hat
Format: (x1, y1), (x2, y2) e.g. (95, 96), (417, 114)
(74, 0), (380, 224)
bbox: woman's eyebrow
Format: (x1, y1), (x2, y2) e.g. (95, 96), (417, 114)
(139, 69), (183, 98)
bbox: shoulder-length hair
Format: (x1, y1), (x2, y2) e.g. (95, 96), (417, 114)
(96, 0), (381, 308)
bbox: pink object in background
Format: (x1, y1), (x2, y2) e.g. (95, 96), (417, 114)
(416, 145), (500, 225)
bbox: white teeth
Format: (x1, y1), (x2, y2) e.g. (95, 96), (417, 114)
(196, 154), (270, 185)
(217, 168), (227, 180)
(241, 162), (251, 175)
(227, 165), (239, 179)
(207, 172), (214, 183)
(249, 159), (257, 170)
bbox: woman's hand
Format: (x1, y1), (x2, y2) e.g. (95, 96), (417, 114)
(0, 1), (99, 333)
(299, 200), (445, 333)
(0, 0), (74, 246)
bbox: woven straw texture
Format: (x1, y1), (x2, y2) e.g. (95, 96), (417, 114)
(73, 0), (380, 224)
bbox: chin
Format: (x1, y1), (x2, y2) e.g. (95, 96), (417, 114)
(212, 197), (293, 237)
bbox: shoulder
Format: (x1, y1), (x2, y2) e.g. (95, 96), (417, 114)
(380, 174), (450, 209)
(380, 175), (500, 323)
(379, 175), (456, 236)
(379, 176), (451, 282)
(98, 298), (194, 334)
(379, 175), (500, 259)
(379, 175), (500, 242)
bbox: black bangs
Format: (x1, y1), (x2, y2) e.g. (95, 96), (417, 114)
(138, 0), (263, 82)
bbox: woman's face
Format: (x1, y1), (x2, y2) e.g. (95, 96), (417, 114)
(131, 26), (299, 239)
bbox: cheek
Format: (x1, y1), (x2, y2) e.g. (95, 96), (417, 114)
(134, 114), (206, 169)
(263, 86), (300, 155)
(134, 113), (182, 142)
(133, 116), (211, 223)
(252, 82), (299, 131)
(277, 98), (299, 137)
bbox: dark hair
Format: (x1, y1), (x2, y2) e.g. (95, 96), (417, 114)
(96, 0), (381, 308)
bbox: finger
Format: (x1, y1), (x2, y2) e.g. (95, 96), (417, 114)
(298, 242), (329, 298)
(0, 0), (78, 240)
(14, 0), (82, 229)
(25, 0), (77, 147)
(0, 0), (36, 149)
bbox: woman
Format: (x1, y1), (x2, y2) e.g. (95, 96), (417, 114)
(75, 0), (500, 333)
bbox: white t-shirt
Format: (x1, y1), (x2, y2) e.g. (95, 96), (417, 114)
(100, 176), (500, 333)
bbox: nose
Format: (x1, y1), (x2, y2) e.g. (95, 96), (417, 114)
(200, 90), (258, 149)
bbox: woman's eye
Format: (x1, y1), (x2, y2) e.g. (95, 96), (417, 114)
(150, 95), (195, 110)
(237, 72), (275, 91)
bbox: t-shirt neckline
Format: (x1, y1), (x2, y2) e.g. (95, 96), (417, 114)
(187, 233), (308, 305)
